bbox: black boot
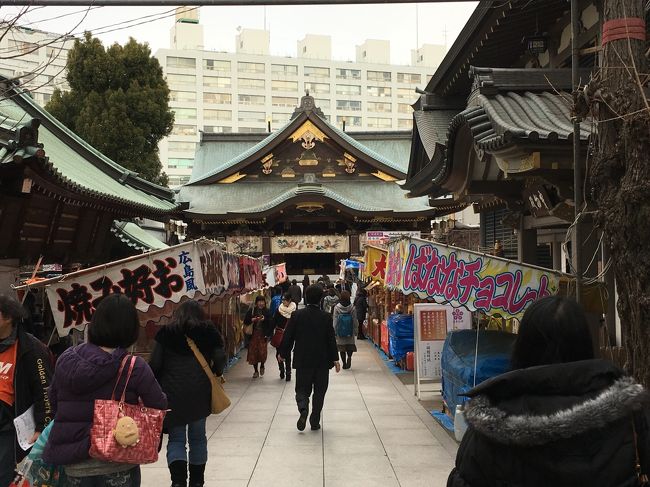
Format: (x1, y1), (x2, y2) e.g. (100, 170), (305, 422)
(346, 352), (353, 369)
(188, 463), (205, 487)
(169, 460), (187, 487)
(279, 361), (285, 380)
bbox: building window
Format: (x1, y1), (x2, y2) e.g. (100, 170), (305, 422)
(397, 72), (421, 84)
(204, 109), (231, 121)
(304, 66), (330, 78)
(167, 73), (196, 86)
(367, 70), (391, 82)
(203, 76), (231, 89)
(398, 103), (413, 114)
(238, 78), (265, 90)
(272, 96), (298, 107)
(367, 101), (391, 113)
(336, 68), (361, 80)
(315, 98), (330, 109)
(271, 64), (298, 76)
(168, 175), (191, 187)
(167, 158), (194, 169)
(238, 111), (266, 123)
(172, 124), (197, 136)
(238, 62), (265, 74)
(9, 40), (39, 55)
(167, 56), (196, 69)
(170, 91), (196, 103)
(204, 59), (230, 73)
(172, 107), (197, 119)
(398, 119), (413, 129)
(397, 87), (414, 99)
(271, 80), (298, 92)
(336, 84), (361, 96)
(305, 82), (330, 94)
(40, 93), (52, 104)
(46, 46), (67, 59)
(272, 112), (290, 125)
(239, 127), (267, 133)
(367, 117), (392, 128)
(336, 100), (361, 111)
(203, 92), (232, 104)
(203, 125), (232, 133)
(336, 116), (362, 127)
(168, 141), (197, 152)
(238, 94), (265, 105)
(367, 86), (392, 97)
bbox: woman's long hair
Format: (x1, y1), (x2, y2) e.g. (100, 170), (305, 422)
(511, 296), (594, 370)
(169, 300), (208, 333)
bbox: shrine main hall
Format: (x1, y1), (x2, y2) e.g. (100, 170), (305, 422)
(178, 94), (436, 275)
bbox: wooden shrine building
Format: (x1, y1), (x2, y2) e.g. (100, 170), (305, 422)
(0, 76), (178, 288)
(179, 94), (436, 275)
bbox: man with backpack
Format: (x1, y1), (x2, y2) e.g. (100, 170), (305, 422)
(332, 291), (358, 370)
(279, 285), (340, 432)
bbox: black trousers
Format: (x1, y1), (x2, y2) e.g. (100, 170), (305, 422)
(295, 367), (329, 424)
(276, 350), (291, 374)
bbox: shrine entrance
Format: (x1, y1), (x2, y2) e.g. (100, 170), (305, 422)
(274, 253), (345, 277)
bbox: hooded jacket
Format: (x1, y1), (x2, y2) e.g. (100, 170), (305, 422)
(322, 295), (339, 314)
(448, 359), (650, 487)
(43, 343), (166, 466)
(149, 323), (223, 428)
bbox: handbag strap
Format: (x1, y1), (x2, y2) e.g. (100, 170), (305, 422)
(186, 337), (217, 381)
(111, 355), (136, 403)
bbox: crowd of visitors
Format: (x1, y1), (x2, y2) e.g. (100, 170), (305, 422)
(3, 283), (647, 487)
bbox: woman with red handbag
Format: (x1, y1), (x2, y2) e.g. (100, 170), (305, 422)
(272, 293), (296, 382)
(43, 294), (167, 486)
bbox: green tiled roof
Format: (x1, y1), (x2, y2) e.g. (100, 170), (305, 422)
(0, 81), (177, 215)
(111, 221), (169, 252)
(179, 181), (433, 217)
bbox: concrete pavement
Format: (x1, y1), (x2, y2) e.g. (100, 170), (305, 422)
(142, 340), (457, 486)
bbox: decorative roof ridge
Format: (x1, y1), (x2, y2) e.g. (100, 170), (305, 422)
(0, 76), (175, 202)
(468, 66), (594, 95)
(111, 220), (169, 252)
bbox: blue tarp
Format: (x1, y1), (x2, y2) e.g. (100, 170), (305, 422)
(388, 313), (414, 362)
(441, 330), (516, 418)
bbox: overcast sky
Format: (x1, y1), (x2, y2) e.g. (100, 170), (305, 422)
(5, 3), (478, 65)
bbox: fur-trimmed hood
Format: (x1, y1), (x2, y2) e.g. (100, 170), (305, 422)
(463, 359), (649, 446)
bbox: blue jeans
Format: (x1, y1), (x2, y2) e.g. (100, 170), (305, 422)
(166, 418), (208, 465)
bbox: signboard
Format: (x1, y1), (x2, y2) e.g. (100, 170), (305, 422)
(271, 235), (349, 253)
(413, 303), (472, 399)
(226, 236), (263, 254)
(274, 263), (287, 284)
(44, 240), (264, 336)
(387, 237), (562, 319)
(364, 246), (388, 284)
(362, 231), (420, 249)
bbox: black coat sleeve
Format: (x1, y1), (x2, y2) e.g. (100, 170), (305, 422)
(326, 318), (339, 366)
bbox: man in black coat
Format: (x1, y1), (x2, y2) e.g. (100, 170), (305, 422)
(279, 285), (340, 431)
(287, 280), (302, 306)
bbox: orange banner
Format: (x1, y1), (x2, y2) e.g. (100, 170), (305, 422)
(364, 245), (388, 285)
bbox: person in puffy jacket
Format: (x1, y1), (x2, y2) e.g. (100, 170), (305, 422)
(332, 291), (358, 370)
(448, 296), (650, 487)
(44, 294), (167, 486)
(150, 300), (225, 487)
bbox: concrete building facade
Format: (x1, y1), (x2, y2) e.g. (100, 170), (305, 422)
(156, 9), (446, 187)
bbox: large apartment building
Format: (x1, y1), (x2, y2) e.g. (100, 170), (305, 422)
(0, 26), (73, 106)
(156, 8), (446, 187)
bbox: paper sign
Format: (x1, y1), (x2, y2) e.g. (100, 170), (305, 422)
(14, 405), (36, 451)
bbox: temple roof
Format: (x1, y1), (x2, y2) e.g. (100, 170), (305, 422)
(188, 95), (412, 185)
(111, 221), (169, 252)
(178, 180), (433, 219)
(0, 77), (177, 216)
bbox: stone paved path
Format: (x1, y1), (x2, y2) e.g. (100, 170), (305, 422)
(142, 340), (457, 486)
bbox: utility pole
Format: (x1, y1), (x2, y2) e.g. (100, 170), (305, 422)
(585, 0), (649, 384)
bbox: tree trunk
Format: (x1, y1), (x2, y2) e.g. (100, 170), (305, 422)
(588, 0), (650, 384)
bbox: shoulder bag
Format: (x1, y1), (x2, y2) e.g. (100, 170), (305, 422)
(89, 355), (166, 464)
(270, 324), (285, 349)
(186, 337), (231, 415)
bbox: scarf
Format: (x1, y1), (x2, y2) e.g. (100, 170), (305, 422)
(278, 302), (296, 319)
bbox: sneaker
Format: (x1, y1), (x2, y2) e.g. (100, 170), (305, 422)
(253, 371), (259, 379)
(260, 365), (265, 376)
(297, 410), (308, 431)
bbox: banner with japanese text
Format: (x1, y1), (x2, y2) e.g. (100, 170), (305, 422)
(364, 246), (388, 285)
(387, 237), (563, 318)
(271, 235), (349, 253)
(47, 241), (204, 336)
